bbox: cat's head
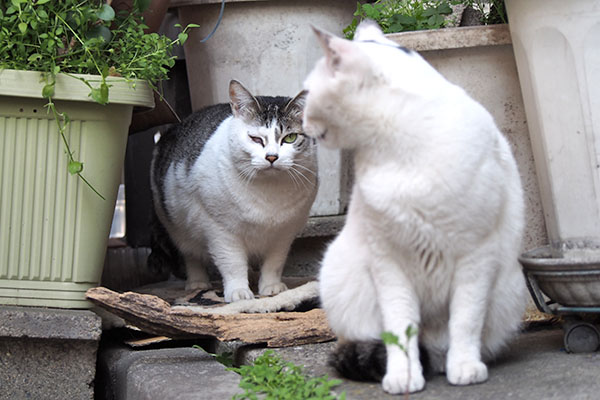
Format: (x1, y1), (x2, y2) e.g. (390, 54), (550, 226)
(302, 20), (438, 150)
(228, 80), (316, 180)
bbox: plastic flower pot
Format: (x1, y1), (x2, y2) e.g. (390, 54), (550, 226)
(0, 69), (153, 308)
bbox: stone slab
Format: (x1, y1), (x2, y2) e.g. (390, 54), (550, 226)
(0, 305), (101, 340)
(239, 328), (600, 400)
(96, 344), (242, 400)
(0, 306), (102, 400)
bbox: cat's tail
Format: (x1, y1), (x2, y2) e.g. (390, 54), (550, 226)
(329, 341), (387, 382)
(329, 341), (432, 382)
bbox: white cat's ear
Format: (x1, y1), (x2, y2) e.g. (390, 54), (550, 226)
(284, 90), (307, 120)
(354, 19), (385, 41)
(229, 80), (261, 122)
(311, 26), (353, 74)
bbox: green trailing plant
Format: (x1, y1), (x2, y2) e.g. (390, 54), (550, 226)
(344, 0), (454, 39)
(228, 350), (345, 400)
(0, 0), (197, 198)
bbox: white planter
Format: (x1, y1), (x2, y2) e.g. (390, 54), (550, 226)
(505, 0), (600, 243)
(387, 25), (548, 250)
(173, 0), (356, 217)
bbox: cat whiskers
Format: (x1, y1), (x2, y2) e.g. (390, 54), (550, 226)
(287, 164), (315, 191)
(238, 164), (257, 186)
(291, 162), (317, 177)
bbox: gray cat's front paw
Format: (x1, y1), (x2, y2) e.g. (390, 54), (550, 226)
(225, 287), (255, 302)
(259, 282), (288, 296)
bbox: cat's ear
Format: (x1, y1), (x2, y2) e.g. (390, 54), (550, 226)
(311, 26), (353, 74)
(229, 80), (261, 123)
(354, 19), (385, 42)
(283, 90), (307, 121)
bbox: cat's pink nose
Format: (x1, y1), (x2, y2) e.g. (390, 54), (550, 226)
(266, 154), (278, 164)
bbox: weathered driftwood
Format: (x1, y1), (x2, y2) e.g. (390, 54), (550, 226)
(86, 287), (335, 347)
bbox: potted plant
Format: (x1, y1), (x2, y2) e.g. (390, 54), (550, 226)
(0, 0), (194, 308)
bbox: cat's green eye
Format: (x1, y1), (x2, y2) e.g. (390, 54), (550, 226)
(283, 133), (298, 144)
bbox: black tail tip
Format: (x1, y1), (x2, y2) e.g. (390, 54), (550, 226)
(328, 340), (387, 382)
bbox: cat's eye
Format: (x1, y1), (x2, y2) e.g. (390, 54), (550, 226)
(282, 133), (298, 144)
(249, 135), (264, 146)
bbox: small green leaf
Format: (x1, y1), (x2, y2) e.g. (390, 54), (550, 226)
(437, 3), (453, 15)
(41, 83), (55, 98)
(86, 25), (112, 43)
(186, 23), (200, 29)
(177, 32), (188, 45)
(100, 82), (109, 102)
(68, 161), (83, 175)
(405, 324), (418, 339)
(28, 53), (42, 62)
(96, 4), (115, 21)
(18, 22), (27, 34)
(36, 0), (51, 4)
(381, 331), (400, 346)
(90, 83), (109, 105)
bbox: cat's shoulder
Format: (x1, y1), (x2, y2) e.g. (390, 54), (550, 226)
(164, 103), (232, 139)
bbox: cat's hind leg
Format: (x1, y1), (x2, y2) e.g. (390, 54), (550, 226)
(319, 220), (382, 342)
(183, 255), (212, 291)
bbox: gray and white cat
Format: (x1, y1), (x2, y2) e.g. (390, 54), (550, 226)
(149, 80), (318, 302)
(303, 22), (527, 394)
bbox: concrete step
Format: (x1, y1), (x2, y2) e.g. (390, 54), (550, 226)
(96, 340), (242, 400)
(96, 327), (600, 400)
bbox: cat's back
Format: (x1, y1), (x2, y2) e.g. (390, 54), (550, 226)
(153, 103), (232, 177)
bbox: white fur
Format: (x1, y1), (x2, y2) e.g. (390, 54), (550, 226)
(304, 22), (527, 394)
(154, 91), (318, 303)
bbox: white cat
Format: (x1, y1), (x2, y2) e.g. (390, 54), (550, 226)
(150, 80), (318, 302)
(303, 21), (527, 394)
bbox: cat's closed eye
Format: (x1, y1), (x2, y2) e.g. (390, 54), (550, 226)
(249, 135), (264, 146)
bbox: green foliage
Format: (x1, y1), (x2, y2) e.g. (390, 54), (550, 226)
(463, 0), (506, 24)
(0, 0), (197, 197)
(0, 0), (193, 86)
(344, 0), (454, 39)
(343, 0), (507, 39)
(229, 350), (345, 400)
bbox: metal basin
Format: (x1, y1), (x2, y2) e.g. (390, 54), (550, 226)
(519, 239), (600, 308)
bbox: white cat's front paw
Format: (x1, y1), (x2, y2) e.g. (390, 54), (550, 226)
(185, 280), (212, 291)
(381, 369), (425, 394)
(446, 360), (488, 386)
(225, 287), (255, 302)
(259, 282), (288, 296)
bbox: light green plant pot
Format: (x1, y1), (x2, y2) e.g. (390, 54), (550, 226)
(0, 69), (154, 308)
